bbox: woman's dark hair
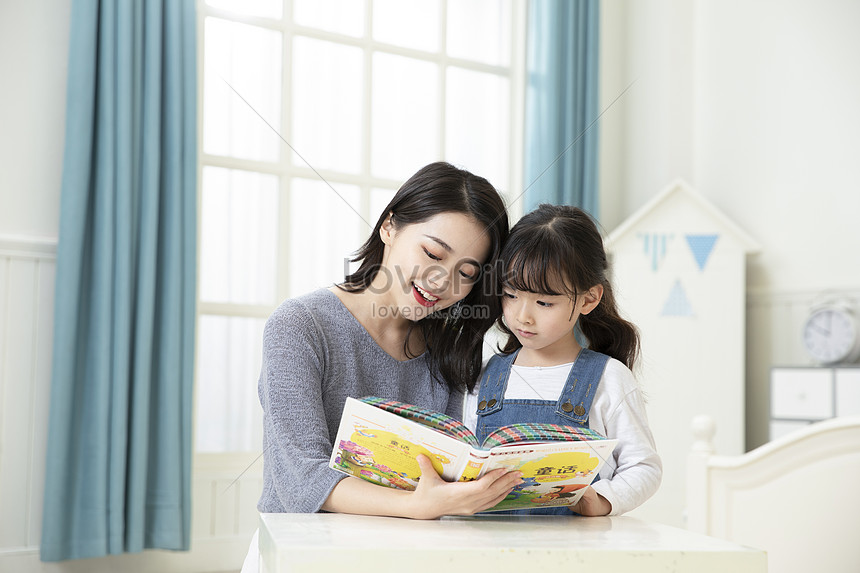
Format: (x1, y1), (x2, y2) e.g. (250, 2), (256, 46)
(339, 161), (509, 393)
(497, 204), (640, 370)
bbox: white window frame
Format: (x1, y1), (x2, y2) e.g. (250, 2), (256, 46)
(194, 0), (527, 456)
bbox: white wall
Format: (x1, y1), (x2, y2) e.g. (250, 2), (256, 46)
(602, 0), (860, 291)
(601, 0), (860, 525)
(600, 0), (697, 231)
(0, 0), (68, 239)
(693, 0), (860, 292)
(0, 1), (70, 567)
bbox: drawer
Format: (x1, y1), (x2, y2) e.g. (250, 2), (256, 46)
(771, 368), (833, 420)
(835, 368), (860, 417)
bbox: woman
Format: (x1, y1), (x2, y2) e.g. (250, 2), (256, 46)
(257, 162), (519, 520)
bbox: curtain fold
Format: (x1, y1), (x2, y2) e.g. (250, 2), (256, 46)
(41, 0), (197, 562)
(523, 0), (600, 215)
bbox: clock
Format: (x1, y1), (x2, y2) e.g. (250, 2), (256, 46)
(801, 303), (860, 365)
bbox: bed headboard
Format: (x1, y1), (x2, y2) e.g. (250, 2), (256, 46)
(686, 415), (860, 573)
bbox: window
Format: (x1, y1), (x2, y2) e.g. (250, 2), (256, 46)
(195, 0), (526, 452)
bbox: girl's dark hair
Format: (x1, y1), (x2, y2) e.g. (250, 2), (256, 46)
(497, 204), (640, 370)
(339, 161), (509, 393)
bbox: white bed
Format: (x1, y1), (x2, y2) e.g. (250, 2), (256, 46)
(686, 415), (860, 573)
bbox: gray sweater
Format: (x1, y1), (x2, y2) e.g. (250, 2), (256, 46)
(257, 288), (463, 513)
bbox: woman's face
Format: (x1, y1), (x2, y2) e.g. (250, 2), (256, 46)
(378, 211), (491, 322)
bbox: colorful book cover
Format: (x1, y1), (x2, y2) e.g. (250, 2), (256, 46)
(329, 397), (617, 512)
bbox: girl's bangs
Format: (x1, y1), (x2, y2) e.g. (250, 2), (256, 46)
(503, 243), (576, 298)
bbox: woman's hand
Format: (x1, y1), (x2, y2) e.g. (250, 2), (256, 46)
(405, 455), (523, 520)
(569, 487), (612, 516)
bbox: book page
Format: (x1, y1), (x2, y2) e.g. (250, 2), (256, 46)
(361, 396), (479, 447)
(330, 398), (474, 490)
(482, 423), (607, 448)
(480, 439), (618, 512)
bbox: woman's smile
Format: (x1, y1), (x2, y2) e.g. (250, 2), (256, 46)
(412, 283), (440, 307)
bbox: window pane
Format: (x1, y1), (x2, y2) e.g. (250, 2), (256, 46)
(289, 178), (363, 295)
(195, 315), (265, 452)
(447, 0), (511, 66)
(371, 53), (439, 181)
(373, 0), (440, 52)
(291, 37), (363, 173)
(370, 187), (397, 227)
(204, 18), (282, 162)
(200, 167), (278, 305)
(294, 0), (364, 37)
(206, 0), (283, 20)
(445, 67), (510, 191)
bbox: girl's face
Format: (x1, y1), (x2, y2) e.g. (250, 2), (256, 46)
(502, 277), (602, 360)
(378, 211), (490, 322)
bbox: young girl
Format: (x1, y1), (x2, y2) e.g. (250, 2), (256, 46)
(465, 204), (662, 516)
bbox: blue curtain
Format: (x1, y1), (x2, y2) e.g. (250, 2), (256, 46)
(523, 0), (600, 216)
(41, 0), (197, 562)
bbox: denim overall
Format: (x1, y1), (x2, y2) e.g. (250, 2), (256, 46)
(475, 347), (610, 515)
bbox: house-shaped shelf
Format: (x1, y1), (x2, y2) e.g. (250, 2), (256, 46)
(603, 178), (759, 525)
(606, 178), (760, 318)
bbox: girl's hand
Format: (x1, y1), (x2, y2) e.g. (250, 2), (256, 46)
(407, 455), (523, 520)
(569, 487), (612, 516)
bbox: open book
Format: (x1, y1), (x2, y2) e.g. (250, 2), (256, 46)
(329, 396), (617, 512)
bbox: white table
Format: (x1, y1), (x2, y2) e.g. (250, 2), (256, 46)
(258, 513), (766, 572)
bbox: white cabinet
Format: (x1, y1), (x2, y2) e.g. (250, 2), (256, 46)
(770, 366), (860, 439)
